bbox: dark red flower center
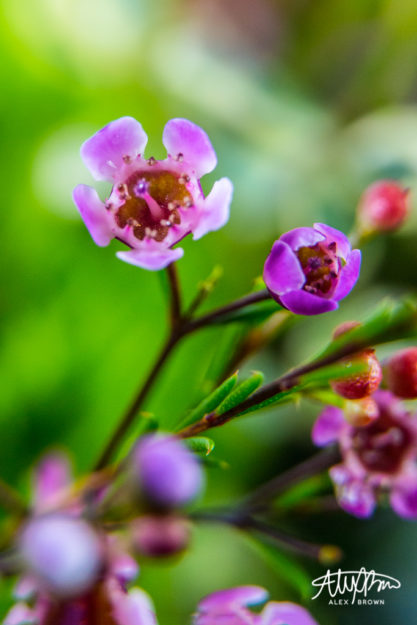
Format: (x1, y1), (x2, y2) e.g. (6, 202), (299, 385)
(296, 241), (341, 296)
(112, 169), (193, 242)
(44, 584), (117, 625)
(352, 410), (413, 474)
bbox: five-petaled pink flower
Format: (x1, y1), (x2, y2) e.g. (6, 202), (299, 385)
(73, 117), (233, 270)
(312, 391), (417, 519)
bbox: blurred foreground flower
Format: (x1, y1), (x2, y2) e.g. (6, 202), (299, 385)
(312, 391), (417, 518)
(193, 586), (319, 625)
(131, 434), (204, 508)
(4, 454), (156, 625)
(263, 224), (360, 315)
(73, 117), (233, 270)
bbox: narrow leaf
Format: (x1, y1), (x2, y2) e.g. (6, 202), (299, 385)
(175, 372), (238, 430)
(184, 437), (215, 456)
(216, 372), (264, 415)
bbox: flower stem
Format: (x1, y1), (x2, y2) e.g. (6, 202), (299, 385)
(94, 333), (181, 470)
(177, 336), (382, 438)
(166, 263), (182, 330)
(0, 478), (27, 517)
(184, 289), (271, 333)
(241, 447), (341, 512)
(94, 287), (273, 470)
(192, 511), (341, 561)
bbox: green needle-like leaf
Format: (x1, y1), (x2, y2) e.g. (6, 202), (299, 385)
(215, 371), (265, 415)
(175, 372), (238, 430)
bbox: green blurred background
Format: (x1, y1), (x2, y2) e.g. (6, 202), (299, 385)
(1, 0), (417, 622)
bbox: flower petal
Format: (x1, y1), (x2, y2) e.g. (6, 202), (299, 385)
(73, 184), (114, 247)
(33, 453), (71, 512)
(193, 178), (233, 240)
(197, 586), (268, 612)
(390, 480), (417, 519)
(108, 580), (158, 625)
(263, 241), (305, 296)
(3, 603), (38, 625)
(332, 249), (361, 301)
(81, 117), (148, 181)
(280, 290), (338, 315)
(314, 223), (351, 258)
(116, 246), (184, 271)
(312, 407), (345, 447)
(336, 479), (376, 518)
(280, 227), (324, 251)
(260, 602), (319, 625)
(163, 118), (217, 178)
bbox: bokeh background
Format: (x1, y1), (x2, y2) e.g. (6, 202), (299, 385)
(1, 0), (417, 623)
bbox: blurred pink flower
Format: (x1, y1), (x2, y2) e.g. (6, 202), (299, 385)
(312, 391), (417, 519)
(193, 586), (319, 624)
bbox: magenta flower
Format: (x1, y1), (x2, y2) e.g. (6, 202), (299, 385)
(312, 391), (417, 519)
(4, 453), (157, 625)
(131, 434), (204, 508)
(73, 117), (233, 270)
(263, 224), (361, 315)
(193, 586), (319, 625)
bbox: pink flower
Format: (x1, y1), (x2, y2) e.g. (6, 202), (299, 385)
(73, 117), (233, 270)
(193, 586), (319, 625)
(312, 391), (417, 519)
(263, 224), (361, 315)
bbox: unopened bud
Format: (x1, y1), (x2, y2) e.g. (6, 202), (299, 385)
(19, 515), (103, 598)
(319, 545), (343, 565)
(331, 350), (382, 400)
(131, 434), (204, 508)
(131, 515), (190, 558)
(357, 180), (409, 234)
(386, 347), (417, 399)
(331, 322), (382, 400)
(344, 397), (379, 427)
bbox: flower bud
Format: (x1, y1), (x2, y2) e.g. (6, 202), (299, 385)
(344, 397), (379, 427)
(330, 322), (382, 400)
(131, 434), (204, 508)
(19, 515), (103, 598)
(331, 349), (382, 400)
(357, 180), (409, 234)
(131, 515), (190, 558)
(386, 347), (417, 399)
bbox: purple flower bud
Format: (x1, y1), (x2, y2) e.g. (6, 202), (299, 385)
(131, 515), (190, 558)
(73, 117), (233, 271)
(19, 515), (103, 597)
(132, 434), (204, 507)
(263, 223), (361, 315)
